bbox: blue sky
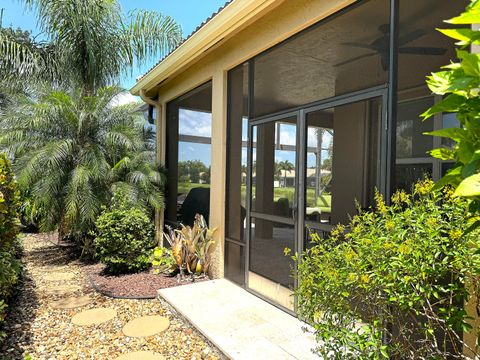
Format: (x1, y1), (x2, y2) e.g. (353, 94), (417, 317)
(1, 0), (227, 89)
(1, 0), (328, 171)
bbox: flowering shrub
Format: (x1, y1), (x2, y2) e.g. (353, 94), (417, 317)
(294, 179), (480, 359)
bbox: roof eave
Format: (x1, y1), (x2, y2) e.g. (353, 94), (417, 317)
(130, 0), (280, 96)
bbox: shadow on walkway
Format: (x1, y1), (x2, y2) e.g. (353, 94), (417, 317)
(0, 235), (77, 359)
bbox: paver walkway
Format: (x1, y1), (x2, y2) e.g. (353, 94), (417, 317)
(0, 234), (224, 360)
(159, 279), (319, 360)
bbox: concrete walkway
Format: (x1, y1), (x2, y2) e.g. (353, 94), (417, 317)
(158, 279), (319, 360)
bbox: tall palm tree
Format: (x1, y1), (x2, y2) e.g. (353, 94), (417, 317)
(0, 86), (164, 238)
(19, 0), (182, 94)
(0, 10), (57, 103)
(277, 160), (294, 188)
(0, 1), (181, 243)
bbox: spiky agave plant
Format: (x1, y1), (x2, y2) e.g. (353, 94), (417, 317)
(194, 215), (217, 275)
(163, 225), (186, 273)
(162, 215), (217, 278)
(0, 86), (164, 244)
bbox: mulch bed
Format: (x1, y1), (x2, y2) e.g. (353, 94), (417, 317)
(83, 264), (209, 299)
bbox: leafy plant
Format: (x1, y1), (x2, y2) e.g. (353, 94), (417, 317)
(163, 215), (217, 277)
(0, 153), (22, 344)
(0, 86), (164, 247)
(93, 202), (156, 274)
(0, 9), (57, 93)
(2, 0), (182, 96)
(151, 246), (175, 275)
(422, 0), (480, 231)
(18, 189), (42, 232)
(293, 179), (480, 359)
(0, 154), (20, 246)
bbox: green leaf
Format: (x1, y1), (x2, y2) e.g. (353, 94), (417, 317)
(438, 28), (480, 45)
(380, 346), (389, 358)
(430, 148), (455, 161)
(458, 50), (480, 77)
(462, 159), (480, 178)
(464, 220), (480, 235)
(424, 127), (467, 142)
(447, 9), (480, 25)
(432, 174), (461, 190)
(421, 94), (465, 119)
(454, 174), (480, 198)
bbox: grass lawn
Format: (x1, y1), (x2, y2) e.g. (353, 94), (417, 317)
(178, 182), (210, 196)
(178, 182), (331, 213)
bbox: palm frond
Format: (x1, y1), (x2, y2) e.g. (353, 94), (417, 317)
(121, 9), (182, 67)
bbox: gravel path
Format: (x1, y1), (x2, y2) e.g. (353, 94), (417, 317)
(0, 234), (225, 360)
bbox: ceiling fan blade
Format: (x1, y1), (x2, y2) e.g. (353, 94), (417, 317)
(399, 47), (447, 55)
(398, 29), (427, 46)
(335, 52), (377, 67)
(340, 42), (378, 51)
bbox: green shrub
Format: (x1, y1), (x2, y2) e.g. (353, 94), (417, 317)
(151, 246), (175, 274)
(93, 205), (156, 274)
(0, 153), (20, 247)
(0, 153), (21, 342)
(294, 179), (480, 359)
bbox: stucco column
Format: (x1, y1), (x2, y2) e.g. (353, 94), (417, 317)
(209, 70), (227, 278)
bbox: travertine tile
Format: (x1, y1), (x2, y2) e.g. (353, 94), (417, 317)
(158, 279), (319, 360)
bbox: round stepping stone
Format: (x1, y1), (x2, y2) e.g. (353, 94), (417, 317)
(51, 295), (92, 309)
(43, 272), (75, 281)
(71, 308), (117, 326)
(114, 351), (165, 360)
(122, 315), (170, 337)
(44, 284), (82, 295)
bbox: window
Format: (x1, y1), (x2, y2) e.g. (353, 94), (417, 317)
(140, 104), (157, 151)
(394, 0), (467, 191)
(165, 82), (212, 226)
(394, 96), (459, 191)
(305, 97), (382, 227)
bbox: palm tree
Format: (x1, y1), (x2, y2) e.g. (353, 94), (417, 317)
(18, 0), (182, 94)
(0, 1), (181, 245)
(0, 86), (164, 239)
(277, 160), (294, 188)
(0, 10), (57, 103)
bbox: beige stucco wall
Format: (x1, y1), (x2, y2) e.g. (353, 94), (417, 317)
(152, 0), (355, 278)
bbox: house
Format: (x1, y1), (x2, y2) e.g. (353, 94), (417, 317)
(131, 0), (466, 315)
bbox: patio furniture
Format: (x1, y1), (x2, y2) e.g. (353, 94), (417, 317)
(171, 187), (210, 227)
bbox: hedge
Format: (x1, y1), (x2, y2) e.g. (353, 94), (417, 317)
(0, 153), (22, 342)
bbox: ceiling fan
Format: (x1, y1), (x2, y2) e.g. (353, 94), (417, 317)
(335, 24), (447, 70)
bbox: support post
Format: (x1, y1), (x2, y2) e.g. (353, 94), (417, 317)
(209, 70), (228, 278)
